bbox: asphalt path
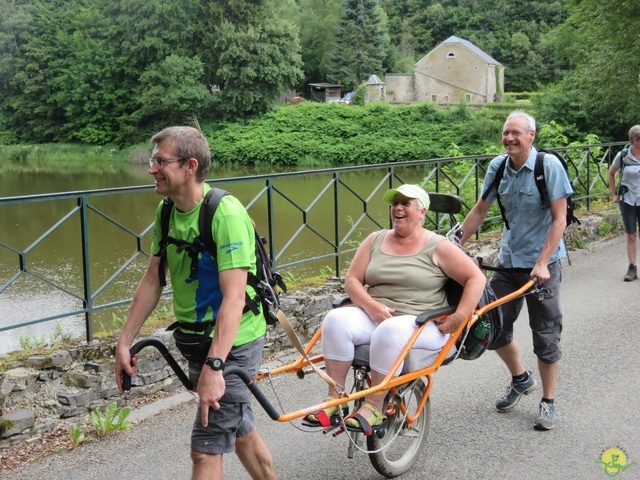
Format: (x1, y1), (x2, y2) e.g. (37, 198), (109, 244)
(5, 236), (639, 480)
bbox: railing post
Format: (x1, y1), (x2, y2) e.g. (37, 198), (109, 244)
(266, 178), (276, 267)
(586, 146), (592, 210)
(388, 166), (394, 229)
(78, 195), (93, 343)
(333, 171), (340, 279)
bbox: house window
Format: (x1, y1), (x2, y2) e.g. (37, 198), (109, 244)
(447, 52), (455, 58)
(465, 94), (471, 102)
(431, 94), (437, 102)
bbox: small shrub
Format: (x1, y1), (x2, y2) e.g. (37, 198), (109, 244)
(597, 220), (613, 236)
(9, 146), (29, 164)
(90, 402), (132, 437)
(283, 270), (302, 284)
(69, 424), (86, 450)
(319, 265), (334, 278)
(51, 321), (74, 343)
(19, 333), (46, 351)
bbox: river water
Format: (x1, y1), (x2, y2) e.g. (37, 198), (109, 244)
(1, 163), (422, 353)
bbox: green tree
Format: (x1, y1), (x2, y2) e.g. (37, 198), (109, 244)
(116, 0), (199, 70)
(2, 0), (303, 143)
(0, 0), (34, 99)
(212, 19), (303, 119)
(296, 0), (341, 88)
(0, 0), (35, 141)
(326, 0), (387, 91)
(47, 2), (132, 143)
(115, 0), (202, 140)
(6, 1), (72, 142)
(196, 1), (303, 119)
(134, 55), (214, 130)
(536, 0), (640, 139)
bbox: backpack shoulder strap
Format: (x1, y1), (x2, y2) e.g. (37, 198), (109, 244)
(199, 187), (262, 317)
(482, 156), (510, 229)
(619, 143), (631, 174)
(158, 196), (175, 287)
(481, 155), (508, 200)
(198, 187), (229, 258)
(534, 151), (550, 209)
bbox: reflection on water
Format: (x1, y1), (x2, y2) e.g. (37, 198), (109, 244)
(1, 163), (432, 353)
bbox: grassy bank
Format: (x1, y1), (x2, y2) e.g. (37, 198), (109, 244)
(0, 143), (143, 173)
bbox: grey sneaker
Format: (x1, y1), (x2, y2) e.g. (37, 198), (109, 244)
(534, 401), (556, 430)
(496, 371), (538, 411)
(624, 264), (637, 282)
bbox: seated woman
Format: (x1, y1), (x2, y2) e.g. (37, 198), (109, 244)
(306, 184), (486, 433)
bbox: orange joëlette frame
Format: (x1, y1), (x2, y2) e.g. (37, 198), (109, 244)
(256, 279), (536, 424)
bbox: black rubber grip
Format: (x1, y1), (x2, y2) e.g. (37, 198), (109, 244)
(123, 338), (195, 392)
(123, 339), (281, 421)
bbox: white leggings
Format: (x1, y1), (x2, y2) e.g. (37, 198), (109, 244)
(322, 306), (448, 376)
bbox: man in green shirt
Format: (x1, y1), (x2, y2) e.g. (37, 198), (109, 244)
(115, 126), (275, 480)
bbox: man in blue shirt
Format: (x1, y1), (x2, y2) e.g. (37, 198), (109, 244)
(460, 111), (573, 431)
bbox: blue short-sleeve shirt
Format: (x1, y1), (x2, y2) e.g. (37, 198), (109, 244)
(481, 148), (574, 268)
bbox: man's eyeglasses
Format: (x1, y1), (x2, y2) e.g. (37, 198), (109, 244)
(148, 156), (188, 167)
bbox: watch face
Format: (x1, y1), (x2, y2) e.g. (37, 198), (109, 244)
(207, 357), (224, 370)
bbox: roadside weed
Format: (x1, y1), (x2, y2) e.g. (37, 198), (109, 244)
(90, 402), (132, 436)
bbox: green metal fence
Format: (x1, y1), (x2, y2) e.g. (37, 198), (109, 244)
(0, 142), (624, 345)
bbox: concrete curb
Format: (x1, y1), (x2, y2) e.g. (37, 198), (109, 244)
(129, 391), (196, 423)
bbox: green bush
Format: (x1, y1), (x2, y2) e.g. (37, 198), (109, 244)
(205, 102), (503, 167)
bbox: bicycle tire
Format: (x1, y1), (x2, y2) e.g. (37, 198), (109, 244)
(367, 377), (431, 478)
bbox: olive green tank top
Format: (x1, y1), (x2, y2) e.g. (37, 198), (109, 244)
(365, 230), (448, 316)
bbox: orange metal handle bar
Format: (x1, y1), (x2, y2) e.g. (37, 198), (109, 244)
(273, 309), (458, 423)
(258, 279), (537, 422)
(474, 278), (536, 319)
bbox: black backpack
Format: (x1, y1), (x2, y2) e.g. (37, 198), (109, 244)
(482, 149), (580, 230)
(157, 187), (287, 326)
(444, 259), (503, 361)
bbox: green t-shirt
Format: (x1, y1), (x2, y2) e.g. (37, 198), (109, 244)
(151, 185), (266, 346)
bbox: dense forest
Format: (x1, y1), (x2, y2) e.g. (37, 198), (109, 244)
(0, 0), (638, 147)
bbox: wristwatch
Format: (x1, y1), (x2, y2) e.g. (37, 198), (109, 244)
(205, 357), (225, 371)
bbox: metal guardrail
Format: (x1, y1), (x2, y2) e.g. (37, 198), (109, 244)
(0, 142), (625, 343)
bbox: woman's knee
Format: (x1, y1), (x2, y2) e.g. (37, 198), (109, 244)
(322, 309), (350, 341)
(371, 319), (408, 350)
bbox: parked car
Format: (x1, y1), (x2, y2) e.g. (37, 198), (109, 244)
(338, 91), (357, 105)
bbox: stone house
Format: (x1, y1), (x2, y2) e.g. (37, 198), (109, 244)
(386, 36), (505, 106)
(365, 74), (386, 102)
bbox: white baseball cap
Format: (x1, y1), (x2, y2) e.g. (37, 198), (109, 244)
(383, 184), (430, 210)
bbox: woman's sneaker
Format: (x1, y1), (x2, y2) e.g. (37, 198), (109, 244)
(495, 371), (538, 411)
(534, 401), (557, 430)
